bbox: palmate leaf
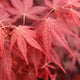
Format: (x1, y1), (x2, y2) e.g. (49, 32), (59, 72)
(44, 0), (69, 23)
(7, 0), (46, 21)
(63, 0), (80, 27)
(10, 25), (44, 64)
(45, 68), (57, 80)
(37, 17), (76, 57)
(44, 0), (80, 28)
(39, 57), (57, 80)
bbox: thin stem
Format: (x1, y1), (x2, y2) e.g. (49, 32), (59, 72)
(23, 14), (26, 25)
(0, 21), (4, 27)
(0, 21), (8, 34)
(44, 8), (55, 19)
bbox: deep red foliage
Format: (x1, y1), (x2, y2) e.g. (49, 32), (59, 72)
(0, 0), (80, 80)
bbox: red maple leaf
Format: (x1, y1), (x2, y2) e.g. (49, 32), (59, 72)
(44, 0), (80, 27)
(10, 25), (44, 64)
(7, 0), (46, 21)
(37, 17), (77, 57)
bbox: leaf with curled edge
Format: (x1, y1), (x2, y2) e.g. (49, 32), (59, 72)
(7, 0), (47, 21)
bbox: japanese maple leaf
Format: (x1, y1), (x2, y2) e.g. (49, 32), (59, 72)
(41, 68), (56, 80)
(37, 17), (77, 57)
(44, 0), (80, 27)
(44, 0), (70, 21)
(7, 0), (46, 21)
(39, 49), (65, 80)
(39, 57), (57, 80)
(10, 25), (44, 64)
(62, 0), (80, 27)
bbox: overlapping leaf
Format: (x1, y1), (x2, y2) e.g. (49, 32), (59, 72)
(37, 18), (76, 57)
(44, 0), (80, 28)
(39, 57), (57, 80)
(7, 0), (46, 21)
(10, 25), (44, 64)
